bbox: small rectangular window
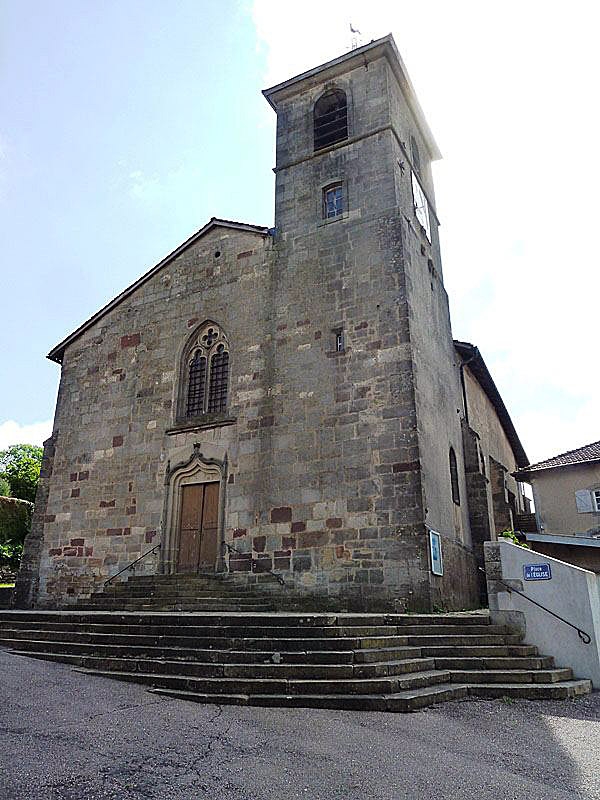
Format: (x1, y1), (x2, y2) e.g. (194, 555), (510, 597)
(593, 489), (600, 512)
(323, 184), (343, 219)
(335, 330), (344, 352)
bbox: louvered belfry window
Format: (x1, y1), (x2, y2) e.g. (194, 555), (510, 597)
(314, 89), (348, 151)
(184, 323), (230, 418)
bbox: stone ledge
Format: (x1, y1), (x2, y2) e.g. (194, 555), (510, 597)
(166, 416), (237, 435)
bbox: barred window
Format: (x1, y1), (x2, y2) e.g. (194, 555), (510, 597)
(208, 345), (229, 413)
(314, 89), (348, 151)
(181, 322), (230, 419)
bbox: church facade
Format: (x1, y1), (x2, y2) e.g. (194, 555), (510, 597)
(16, 35), (529, 612)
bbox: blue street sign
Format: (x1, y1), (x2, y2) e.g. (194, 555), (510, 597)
(523, 563), (552, 581)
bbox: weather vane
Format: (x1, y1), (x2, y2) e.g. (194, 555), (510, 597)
(350, 23), (362, 50)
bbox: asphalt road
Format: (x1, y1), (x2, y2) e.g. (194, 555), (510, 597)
(1, 648), (599, 800)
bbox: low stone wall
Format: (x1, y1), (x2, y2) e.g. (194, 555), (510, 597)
(485, 539), (600, 687)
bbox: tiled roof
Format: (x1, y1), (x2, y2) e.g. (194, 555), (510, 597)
(517, 440), (600, 475)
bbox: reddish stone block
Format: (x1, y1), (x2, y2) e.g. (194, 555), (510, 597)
(274, 555), (290, 571)
(76, 547), (84, 556)
(354, 321), (368, 330)
(85, 546), (93, 556)
(78, 471), (89, 481)
(69, 473), (78, 482)
(276, 323), (287, 331)
(253, 535), (266, 552)
(70, 538), (84, 546)
(326, 517), (343, 528)
(282, 536), (296, 550)
(298, 530), (329, 548)
(260, 415), (274, 428)
(99, 499), (115, 508)
(296, 319), (310, 327)
(291, 521), (305, 533)
(145, 530), (157, 543)
(392, 461), (420, 473)
(228, 474), (235, 484)
(62, 547), (77, 556)
(229, 553), (252, 572)
(106, 528), (123, 536)
(252, 554), (272, 573)
(123, 527), (131, 535)
(49, 548), (62, 556)
(366, 340), (382, 351)
(107, 351), (117, 361)
(71, 488), (80, 498)
(314, 330), (322, 340)
(335, 545), (346, 559)
(271, 506), (292, 523)
(126, 506), (136, 515)
(120, 333), (140, 349)
(112, 435), (124, 447)
(187, 317), (199, 328)
(44, 514), (56, 523)
(233, 528), (247, 538)
(237, 250), (253, 259)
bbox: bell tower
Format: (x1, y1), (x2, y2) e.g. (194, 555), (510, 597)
(261, 36), (476, 610)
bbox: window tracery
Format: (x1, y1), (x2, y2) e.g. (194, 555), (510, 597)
(181, 322), (230, 419)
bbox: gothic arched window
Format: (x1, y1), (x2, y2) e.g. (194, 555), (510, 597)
(314, 89), (348, 151)
(181, 322), (230, 419)
(449, 447), (460, 506)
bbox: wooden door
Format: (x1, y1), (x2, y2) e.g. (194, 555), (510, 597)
(176, 482), (220, 573)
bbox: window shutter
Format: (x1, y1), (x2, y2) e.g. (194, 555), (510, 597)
(575, 490), (593, 513)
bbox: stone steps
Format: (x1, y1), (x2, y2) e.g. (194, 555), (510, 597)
(0, 610), (592, 711)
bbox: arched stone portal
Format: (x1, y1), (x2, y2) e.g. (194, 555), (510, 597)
(161, 444), (227, 575)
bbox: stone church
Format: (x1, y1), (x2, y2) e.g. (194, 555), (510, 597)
(16, 35), (529, 612)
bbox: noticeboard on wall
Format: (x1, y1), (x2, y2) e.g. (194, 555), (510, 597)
(429, 529), (443, 576)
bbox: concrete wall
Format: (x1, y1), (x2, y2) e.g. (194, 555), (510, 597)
(530, 463), (600, 537)
(485, 539), (600, 687)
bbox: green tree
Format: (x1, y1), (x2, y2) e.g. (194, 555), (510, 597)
(0, 476), (10, 497)
(0, 444), (43, 504)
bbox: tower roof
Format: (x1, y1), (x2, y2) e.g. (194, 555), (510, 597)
(263, 34), (441, 161)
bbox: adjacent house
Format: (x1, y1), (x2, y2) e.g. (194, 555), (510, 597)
(514, 440), (600, 572)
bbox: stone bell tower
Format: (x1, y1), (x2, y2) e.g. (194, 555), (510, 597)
(261, 35), (478, 610)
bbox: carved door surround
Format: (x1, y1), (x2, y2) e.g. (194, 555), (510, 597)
(161, 443), (227, 575)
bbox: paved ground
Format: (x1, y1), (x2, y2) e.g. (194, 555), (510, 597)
(1, 648), (599, 800)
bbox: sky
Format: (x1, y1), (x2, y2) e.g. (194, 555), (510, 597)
(0, 0), (598, 464)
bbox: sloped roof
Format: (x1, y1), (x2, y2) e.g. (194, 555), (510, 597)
(47, 218), (270, 364)
(516, 440), (600, 478)
(454, 340), (528, 468)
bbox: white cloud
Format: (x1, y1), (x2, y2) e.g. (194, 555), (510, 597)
(251, 0), (600, 463)
(0, 420), (53, 451)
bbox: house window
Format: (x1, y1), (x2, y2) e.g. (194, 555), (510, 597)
(593, 489), (600, 512)
(182, 322), (230, 419)
(314, 89), (348, 151)
(412, 172), (431, 243)
(335, 330), (345, 352)
(449, 447), (460, 505)
(323, 184), (343, 219)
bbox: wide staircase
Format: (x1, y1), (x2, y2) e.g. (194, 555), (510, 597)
(75, 573), (276, 612)
(0, 609), (591, 711)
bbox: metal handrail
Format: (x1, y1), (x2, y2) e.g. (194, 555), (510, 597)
(222, 541), (285, 586)
(479, 566), (591, 644)
(104, 544), (161, 587)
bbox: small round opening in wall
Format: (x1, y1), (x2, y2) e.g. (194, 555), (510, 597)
(214, 250), (221, 258)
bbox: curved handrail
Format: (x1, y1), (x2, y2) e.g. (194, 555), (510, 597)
(222, 541), (285, 586)
(479, 566), (591, 644)
(104, 544), (161, 587)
